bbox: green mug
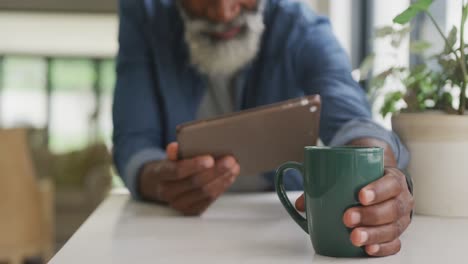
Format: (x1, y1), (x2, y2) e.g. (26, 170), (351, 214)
(275, 146), (384, 258)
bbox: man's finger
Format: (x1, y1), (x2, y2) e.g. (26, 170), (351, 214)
(161, 169), (217, 201)
(169, 166), (237, 214)
(169, 193), (212, 216)
(179, 162), (238, 216)
(365, 239), (402, 257)
(163, 156), (238, 200)
(359, 172), (404, 206)
(349, 216), (411, 246)
(215, 156), (238, 175)
(179, 198), (213, 216)
(343, 198), (408, 227)
(166, 142), (179, 161)
(295, 194), (305, 212)
(147, 155), (213, 181)
(173, 155), (215, 180)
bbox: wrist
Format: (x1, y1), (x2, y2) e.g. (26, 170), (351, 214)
(346, 138), (398, 167)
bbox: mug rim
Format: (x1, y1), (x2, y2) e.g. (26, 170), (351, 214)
(305, 146), (383, 152)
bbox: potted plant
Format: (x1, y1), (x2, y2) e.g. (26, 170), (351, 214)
(362, 0), (468, 217)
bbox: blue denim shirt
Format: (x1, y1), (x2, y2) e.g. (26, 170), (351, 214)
(113, 0), (409, 199)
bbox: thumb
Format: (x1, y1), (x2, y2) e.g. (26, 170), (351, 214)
(166, 142), (179, 161)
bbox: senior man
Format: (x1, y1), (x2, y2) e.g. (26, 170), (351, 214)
(112, 0), (414, 256)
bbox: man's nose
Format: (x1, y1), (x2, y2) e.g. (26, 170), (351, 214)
(207, 0), (241, 24)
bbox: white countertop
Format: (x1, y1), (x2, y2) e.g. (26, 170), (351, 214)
(50, 191), (468, 264)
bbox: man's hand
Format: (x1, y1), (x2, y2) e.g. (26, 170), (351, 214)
(139, 142), (240, 216)
(295, 167), (414, 257)
(343, 167), (414, 256)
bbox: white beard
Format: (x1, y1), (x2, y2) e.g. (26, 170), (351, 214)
(178, 1), (266, 77)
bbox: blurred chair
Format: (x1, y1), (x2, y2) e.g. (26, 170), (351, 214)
(0, 129), (54, 264)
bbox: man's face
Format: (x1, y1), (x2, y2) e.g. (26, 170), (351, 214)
(180, 0), (258, 40)
(178, 0), (265, 77)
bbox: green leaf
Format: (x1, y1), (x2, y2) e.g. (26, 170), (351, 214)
(375, 26), (395, 38)
(359, 54), (375, 79)
(441, 92), (454, 105)
(397, 26), (412, 36)
(393, 8), (420, 25)
(391, 27), (411, 48)
(410, 40), (432, 53)
(419, 80), (434, 94)
(381, 91), (404, 117)
(393, 0), (433, 25)
(444, 26), (458, 54)
(370, 68), (394, 90)
(412, 0), (434, 10)
(438, 57), (458, 74)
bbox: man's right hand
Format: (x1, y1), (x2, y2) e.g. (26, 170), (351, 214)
(139, 142), (240, 216)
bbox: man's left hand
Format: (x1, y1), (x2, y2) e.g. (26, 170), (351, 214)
(295, 167), (414, 257)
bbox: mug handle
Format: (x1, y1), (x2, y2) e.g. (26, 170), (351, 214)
(274, 162), (309, 233)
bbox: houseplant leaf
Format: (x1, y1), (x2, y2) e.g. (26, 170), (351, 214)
(381, 91), (404, 117)
(410, 40), (432, 54)
(393, 0), (433, 24)
(444, 26), (458, 54)
(391, 27), (411, 48)
(375, 26), (395, 38)
(359, 53), (375, 80)
(393, 8), (419, 25)
(370, 68), (394, 90)
(397, 26), (412, 36)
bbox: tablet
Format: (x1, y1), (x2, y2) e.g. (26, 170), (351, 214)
(176, 95), (321, 176)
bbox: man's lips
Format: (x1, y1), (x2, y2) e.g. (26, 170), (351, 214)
(209, 26), (243, 40)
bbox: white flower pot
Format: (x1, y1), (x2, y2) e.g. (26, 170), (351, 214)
(392, 111), (468, 217)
